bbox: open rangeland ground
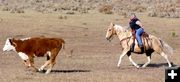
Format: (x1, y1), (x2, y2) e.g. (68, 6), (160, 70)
(0, 11), (179, 82)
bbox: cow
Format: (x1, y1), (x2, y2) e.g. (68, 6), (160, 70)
(3, 37), (65, 74)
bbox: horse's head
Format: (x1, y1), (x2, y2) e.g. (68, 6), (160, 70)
(106, 22), (131, 42)
(105, 22), (116, 41)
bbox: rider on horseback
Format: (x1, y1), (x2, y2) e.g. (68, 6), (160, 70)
(129, 13), (144, 53)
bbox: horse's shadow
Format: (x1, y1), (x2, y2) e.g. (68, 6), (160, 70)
(39, 69), (91, 73)
(137, 62), (177, 68)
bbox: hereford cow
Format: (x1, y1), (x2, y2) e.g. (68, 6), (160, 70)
(3, 37), (65, 74)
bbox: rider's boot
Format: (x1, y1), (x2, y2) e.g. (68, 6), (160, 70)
(140, 46), (144, 54)
(130, 43), (135, 52)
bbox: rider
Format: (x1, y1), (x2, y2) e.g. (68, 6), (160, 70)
(129, 13), (144, 53)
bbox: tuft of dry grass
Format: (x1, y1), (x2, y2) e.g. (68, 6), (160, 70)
(65, 10), (75, 15)
(147, 0), (180, 18)
(99, 4), (113, 14)
(1, 6), (10, 11)
(58, 15), (67, 19)
(10, 8), (25, 13)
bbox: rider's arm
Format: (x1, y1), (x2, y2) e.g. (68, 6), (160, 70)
(136, 21), (143, 28)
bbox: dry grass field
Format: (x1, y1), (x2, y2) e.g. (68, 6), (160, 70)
(0, 11), (179, 82)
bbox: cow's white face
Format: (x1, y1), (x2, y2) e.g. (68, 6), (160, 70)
(3, 38), (16, 52)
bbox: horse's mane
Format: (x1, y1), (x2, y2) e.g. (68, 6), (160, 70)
(114, 24), (130, 31)
(114, 24), (132, 36)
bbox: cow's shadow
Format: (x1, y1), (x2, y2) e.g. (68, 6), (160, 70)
(39, 69), (91, 73)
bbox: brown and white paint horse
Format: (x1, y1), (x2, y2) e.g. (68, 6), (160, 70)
(106, 23), (173, 68)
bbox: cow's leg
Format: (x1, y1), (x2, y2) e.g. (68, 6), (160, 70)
(45, 56), (56, 74)
(29, 55), (38, 72)
(39, 55), (51, 71)
(38, 60), (51, 72)
(45, 59), (56, 74)
(127, 52), (140, 68)
(45, 49), (59, 74)
(160, 52), (172, 67)
(117, 48), (129, 67)
(23, 60), (30, 67)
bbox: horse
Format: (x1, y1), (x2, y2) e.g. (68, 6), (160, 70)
(105, 23), (173, 68)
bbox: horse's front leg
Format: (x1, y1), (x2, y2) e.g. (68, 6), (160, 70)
(117, 48), (129, 67)
(128, 55), (140, 68)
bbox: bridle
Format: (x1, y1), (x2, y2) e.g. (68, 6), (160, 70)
(108, 25), (131, 45)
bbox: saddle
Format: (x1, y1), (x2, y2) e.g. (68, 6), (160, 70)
(141, 32), (149, 37)
(132, 31), (149, 42)
(130, 31), (149, 53)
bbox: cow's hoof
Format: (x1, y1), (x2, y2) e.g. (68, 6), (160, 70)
(38, 68), (46, 73)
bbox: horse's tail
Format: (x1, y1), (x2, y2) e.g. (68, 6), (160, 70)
(159, 39), (173, 55)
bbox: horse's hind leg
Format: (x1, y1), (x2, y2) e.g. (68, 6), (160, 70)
(160, 52), (172, 67)
(127, 52), (140, 68)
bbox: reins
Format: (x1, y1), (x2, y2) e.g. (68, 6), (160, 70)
(120, 36), (131, 46)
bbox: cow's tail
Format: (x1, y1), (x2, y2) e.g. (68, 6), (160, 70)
(62, 42), (66, 55)
(159, 39), (173, 55)
(59, 39), (66, 55)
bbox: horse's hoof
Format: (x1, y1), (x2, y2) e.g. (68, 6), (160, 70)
(169, 65), (172, 67)
(38, 68), (44, 72)
(142, 65), (147, 68)
(136, 65), (140, 68)
(45, 70), (51, 74)
(117, 64), (120, 68)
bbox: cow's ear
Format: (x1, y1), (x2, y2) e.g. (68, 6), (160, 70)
(9, 38), (17, 47)
(9, 38), (13, 45)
